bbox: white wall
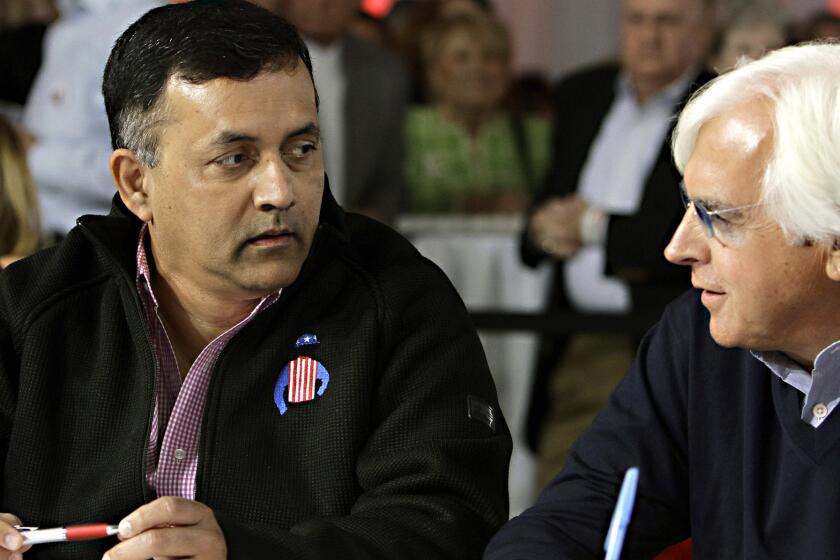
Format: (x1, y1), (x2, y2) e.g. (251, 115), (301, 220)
(492, 0), (621, 81)
(492, 0), (832, 83)
(778, 0), (825, 18)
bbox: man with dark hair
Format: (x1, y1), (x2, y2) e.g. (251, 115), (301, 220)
(0, 1), (510, 558)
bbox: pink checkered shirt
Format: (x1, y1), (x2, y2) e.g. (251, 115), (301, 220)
(135, 225), (280, 499)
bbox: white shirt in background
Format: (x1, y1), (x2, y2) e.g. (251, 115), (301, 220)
(23, 0), (164, 235)
(305, 39), (346, 205)
(564, 68), (697, 313)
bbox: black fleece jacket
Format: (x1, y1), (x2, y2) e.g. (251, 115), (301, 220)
(0, 190), (511, 559)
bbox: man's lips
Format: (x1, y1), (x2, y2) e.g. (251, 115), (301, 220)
(695, 285), (724, 294)
(696, 284), (726, 307)
(692, 276), (724, 294)
(246, 229), (295, 247)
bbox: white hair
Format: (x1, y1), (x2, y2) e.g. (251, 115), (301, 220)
(673, 42), (840, 246)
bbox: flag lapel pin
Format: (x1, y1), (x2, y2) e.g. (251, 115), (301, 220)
(274, 334), (330, 415)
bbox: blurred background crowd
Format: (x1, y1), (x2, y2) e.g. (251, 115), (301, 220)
(0, 0), (838, 526)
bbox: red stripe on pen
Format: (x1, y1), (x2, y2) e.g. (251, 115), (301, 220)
(65, 524), (113, 541)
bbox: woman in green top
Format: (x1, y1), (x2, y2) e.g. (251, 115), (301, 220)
(406, 12), (550, 214)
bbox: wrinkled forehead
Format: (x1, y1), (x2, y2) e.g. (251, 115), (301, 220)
(159, 63), (315, 114)
(153, 67), (319, 148)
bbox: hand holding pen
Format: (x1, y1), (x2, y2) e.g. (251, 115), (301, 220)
(17, 524), (119, 545)
(0, 514), (118, 559)
(0, 497), (226, 560)
(0, 513), (31, 560)
(104, 497), (226, 560)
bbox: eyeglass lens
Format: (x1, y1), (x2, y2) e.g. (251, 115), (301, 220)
(679, 185), (715, 238)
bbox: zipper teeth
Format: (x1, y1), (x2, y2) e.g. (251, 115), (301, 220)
(119, 276), (159, 502)
(138, 299), (159, 501)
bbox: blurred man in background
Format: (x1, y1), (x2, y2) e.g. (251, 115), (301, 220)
(521, 0), (714, 489)
(269, 0), (408, 223)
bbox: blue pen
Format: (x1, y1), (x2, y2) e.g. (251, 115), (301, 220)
(604, 467), (639, 560)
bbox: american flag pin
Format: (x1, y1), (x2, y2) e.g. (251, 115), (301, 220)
(273, 356), (330, 415)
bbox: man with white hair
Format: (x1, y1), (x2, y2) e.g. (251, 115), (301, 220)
(485, 41), (840, 558)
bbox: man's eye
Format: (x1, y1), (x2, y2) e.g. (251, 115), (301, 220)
(656, 15), (681, 27)
(710, 213), (736, 234)
(216, 153), (247, 167)
(286, 143), (317, 159)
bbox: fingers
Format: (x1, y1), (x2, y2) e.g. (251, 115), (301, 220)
(105, 525), (223, 560)
(0, 513), (22, 550)
(531, 213), (581, 257)
(117, 497), (207, 539)
(0, 514), (32, 559)
(531, 204), (570, 244)
(103, 498), (226, 560)
(539, 238), (579, 258)
(532, 198), (583, 234)
(530, 196), (588, 258)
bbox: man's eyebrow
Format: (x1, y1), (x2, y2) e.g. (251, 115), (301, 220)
(211, 131), (259, 146)
(209, 123), (320, 147)
(287, 122), (320, 139)
(693, 197), (729, 213)
(694, 196), (754, 218)
(682, 185), (733, 213)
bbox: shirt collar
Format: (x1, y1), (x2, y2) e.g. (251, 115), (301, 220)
(136, 223), (159, 309)
(752, 341), (840, 394)
(751, 348), (812, 394)
(616, 65), (699, 107)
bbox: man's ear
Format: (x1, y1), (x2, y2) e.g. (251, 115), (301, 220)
(111, 148), (153, 222)
(825, 243), (840, 282)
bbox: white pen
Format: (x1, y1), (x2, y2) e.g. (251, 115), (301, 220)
(15, 523), (119, 545)
(604, 467), (639, 560)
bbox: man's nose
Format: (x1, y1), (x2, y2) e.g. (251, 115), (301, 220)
(637, 19), (662, 45)
(664, 208), (708, 266)
(253, 157), (294, 211)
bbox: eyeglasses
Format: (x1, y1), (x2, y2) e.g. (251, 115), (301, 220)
(679, 182), (763, 246)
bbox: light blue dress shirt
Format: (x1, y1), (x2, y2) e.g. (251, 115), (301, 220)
(563, 68), (698, 313)
(753, 341), (840, 428)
